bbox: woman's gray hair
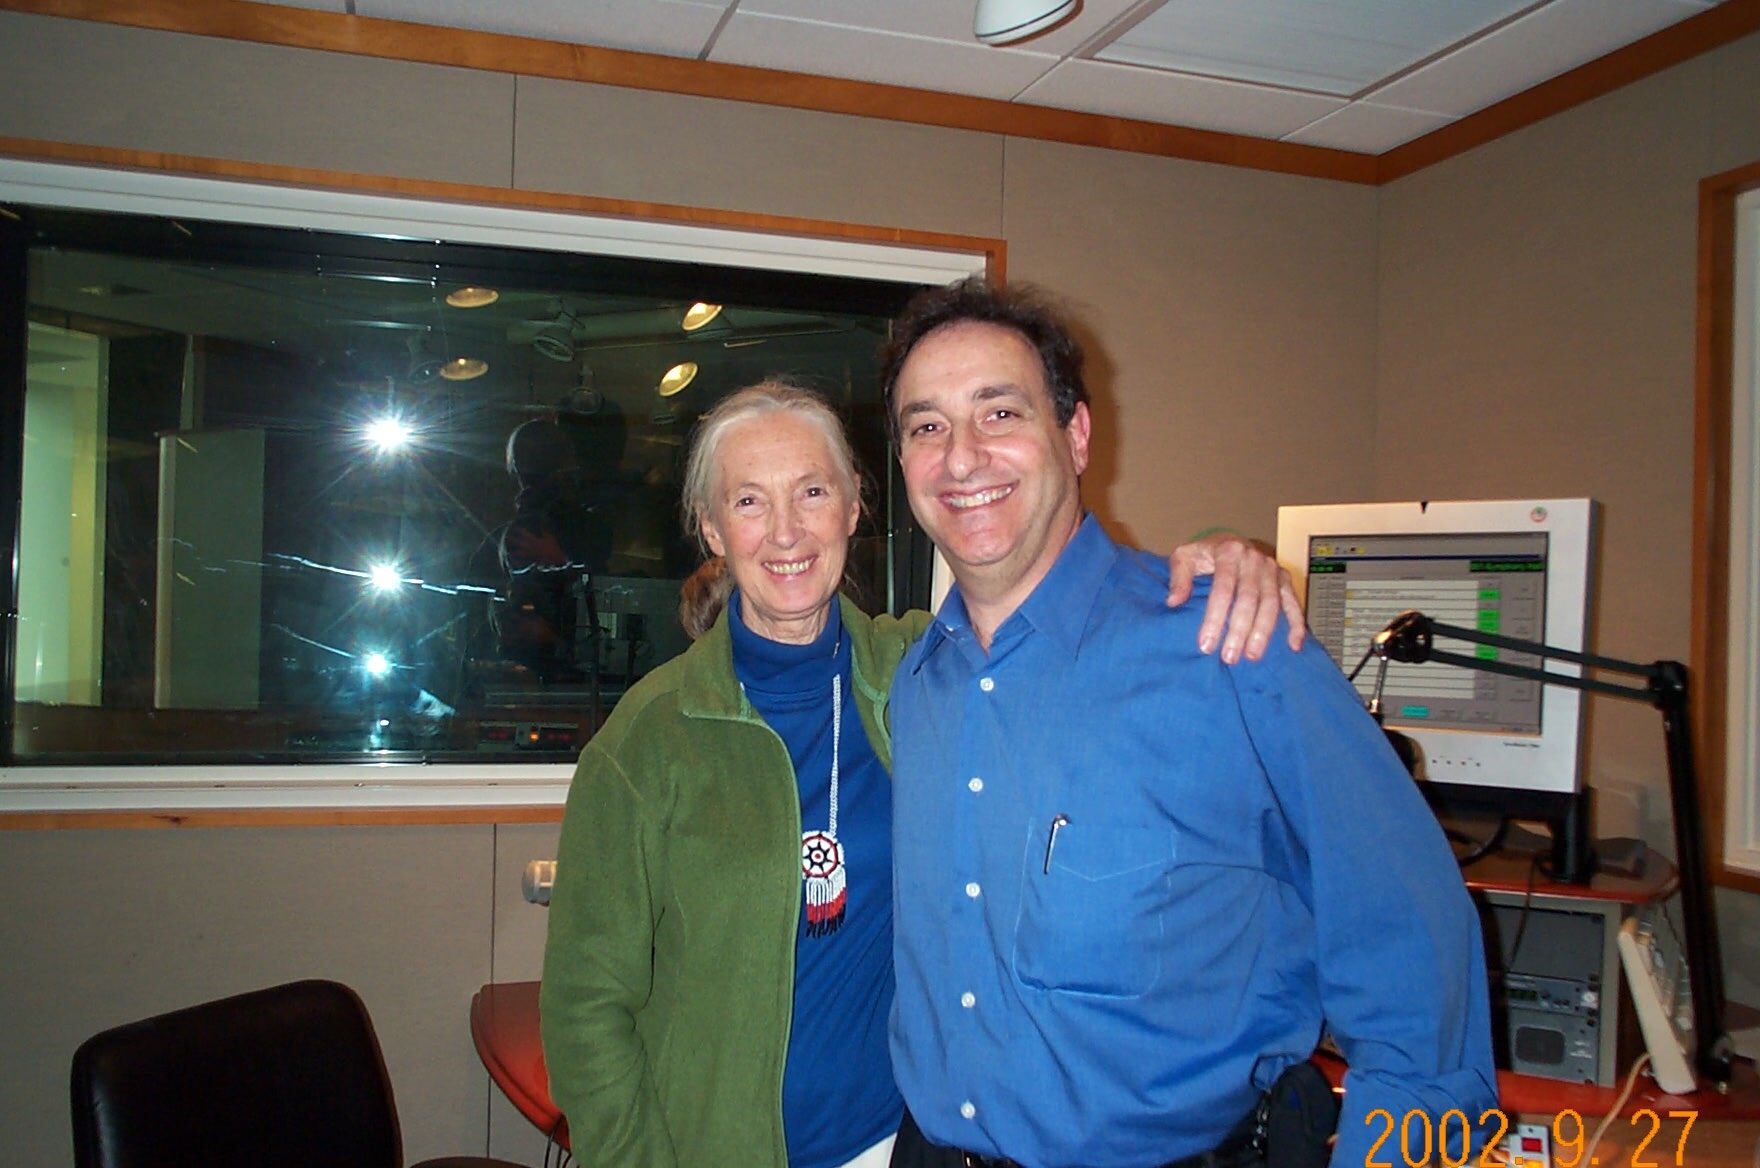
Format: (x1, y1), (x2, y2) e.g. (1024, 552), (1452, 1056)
(679, 379), (863, 552)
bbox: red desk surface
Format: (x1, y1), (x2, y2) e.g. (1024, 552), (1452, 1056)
(1490, 1061), (1760, 1119)
(471, 981), (567, 1149)
(1460, 846), (1677, 906)
(1312, 1054), (1760, 1121)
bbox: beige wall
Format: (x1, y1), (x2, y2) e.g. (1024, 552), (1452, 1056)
(3, 7), (1756, 1166)
(1000, 137), (1380, 547)
(1375, 31), (1760, 1003)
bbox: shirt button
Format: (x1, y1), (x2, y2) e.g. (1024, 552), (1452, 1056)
(968, 777), (984, 793)
(960, 1101), (977, 1120)
(965, 882), (981, 898)
(960, 991), (976, 1008)
(979, 677), (995, 692)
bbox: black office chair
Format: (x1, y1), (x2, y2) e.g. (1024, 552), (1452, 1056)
(70, 978), (531, 1168)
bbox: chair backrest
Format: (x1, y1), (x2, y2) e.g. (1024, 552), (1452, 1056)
(71, 979), (403, 1168)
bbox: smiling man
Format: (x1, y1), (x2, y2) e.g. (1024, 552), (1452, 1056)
(879, 278), (1496, 1168)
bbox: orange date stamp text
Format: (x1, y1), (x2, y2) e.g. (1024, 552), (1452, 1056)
(1360, 1108), (1700, 1168)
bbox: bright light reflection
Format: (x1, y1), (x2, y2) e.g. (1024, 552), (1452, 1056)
(368, 564), (404, 593)
(364, 417), (412, 453)
(362, 652), (392, 677)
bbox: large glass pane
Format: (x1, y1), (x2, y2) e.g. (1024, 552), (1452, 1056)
(4, 206), (929, 764)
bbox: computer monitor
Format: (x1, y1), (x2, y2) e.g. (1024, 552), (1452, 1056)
(1276, 500), (1597, 821)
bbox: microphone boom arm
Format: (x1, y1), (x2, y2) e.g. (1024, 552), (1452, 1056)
(1372, 610), (1733, 1090)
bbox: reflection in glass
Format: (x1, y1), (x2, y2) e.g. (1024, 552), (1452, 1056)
(4, 207), (926, 764)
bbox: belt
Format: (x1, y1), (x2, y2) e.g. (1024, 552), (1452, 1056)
(954, 1094), (1268, 1168)
(957, 1123), (1262, 1168)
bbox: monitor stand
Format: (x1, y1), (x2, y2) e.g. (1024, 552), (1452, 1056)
(1422, 782), (1596, 884)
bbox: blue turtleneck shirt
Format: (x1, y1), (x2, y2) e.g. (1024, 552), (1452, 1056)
(729, 592), (901, 1168)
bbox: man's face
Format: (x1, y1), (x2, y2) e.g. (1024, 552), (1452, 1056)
(893, 321), (1090, 603)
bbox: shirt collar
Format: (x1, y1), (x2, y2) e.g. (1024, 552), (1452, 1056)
(913, 587), (966, 668)
(1016, 513), (1118, 657)
(917, 513), (1118, 666)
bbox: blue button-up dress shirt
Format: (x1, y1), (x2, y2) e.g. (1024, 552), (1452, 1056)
(889, 516), (1496, 1168)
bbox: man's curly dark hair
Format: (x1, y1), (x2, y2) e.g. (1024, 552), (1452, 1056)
(877, 277), (1089, 450)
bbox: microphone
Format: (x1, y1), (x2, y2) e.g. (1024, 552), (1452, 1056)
(1349, 612), (1425, 779)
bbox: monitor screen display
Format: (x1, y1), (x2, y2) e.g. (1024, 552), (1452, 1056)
(1306, 531), (1548, 735)
(1276, 498), (1594, 798)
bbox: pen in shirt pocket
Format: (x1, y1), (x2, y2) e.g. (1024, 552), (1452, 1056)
(1042, 813), (1071, 874)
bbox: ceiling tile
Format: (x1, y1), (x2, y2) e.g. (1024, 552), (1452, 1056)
(1369, 0), (1714, 116)
(355, 0), (731, 58)
(302, 0), (1729, 154)
(709, 12), (1058, 102)
(1093, 0), (1534, 96)
(737, 0), (1152, 57)
(733, 0), (974, 41)
(1282, 101), (1452, 152)
(1018, 57), (1346, 137)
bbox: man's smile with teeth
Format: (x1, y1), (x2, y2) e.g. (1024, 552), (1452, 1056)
(945, 484), (1014, 510)
(765, 557), (816, 575)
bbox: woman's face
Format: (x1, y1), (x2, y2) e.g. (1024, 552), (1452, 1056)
(699, 412), (859, 645)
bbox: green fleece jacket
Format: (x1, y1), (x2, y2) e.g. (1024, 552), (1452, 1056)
(540, 594), (930, 1168)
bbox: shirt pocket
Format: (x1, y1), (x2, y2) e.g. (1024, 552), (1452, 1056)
(1011, 823), (1174, 998)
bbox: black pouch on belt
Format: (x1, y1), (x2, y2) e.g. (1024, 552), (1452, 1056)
(1258, 1062), (1340, 1168)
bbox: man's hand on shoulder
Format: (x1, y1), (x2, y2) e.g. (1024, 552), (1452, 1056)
(1166, 532), (1306, 663)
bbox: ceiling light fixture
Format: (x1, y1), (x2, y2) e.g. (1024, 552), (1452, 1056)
(681, 302), (723, 331)
(440, 356), (489, 381)
(974, 0), (1077, 45)
(658, 362), (699, 397)
(445, 286), (499, 308)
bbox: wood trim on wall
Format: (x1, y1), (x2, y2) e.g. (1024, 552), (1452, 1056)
(0, 135), (1001, 830)
(3, 0), (1758, 187)
(1691, 157), (1760, 896)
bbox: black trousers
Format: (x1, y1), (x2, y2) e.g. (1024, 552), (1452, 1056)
(888, 1107), (964, 1168)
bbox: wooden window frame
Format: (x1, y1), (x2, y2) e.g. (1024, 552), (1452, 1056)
(1692, 158), (1760, 893)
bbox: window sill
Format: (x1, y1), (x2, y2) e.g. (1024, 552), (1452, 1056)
(0, 762), (572, 827)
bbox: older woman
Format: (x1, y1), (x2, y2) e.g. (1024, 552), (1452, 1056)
(540, 381), (1296, 1168)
